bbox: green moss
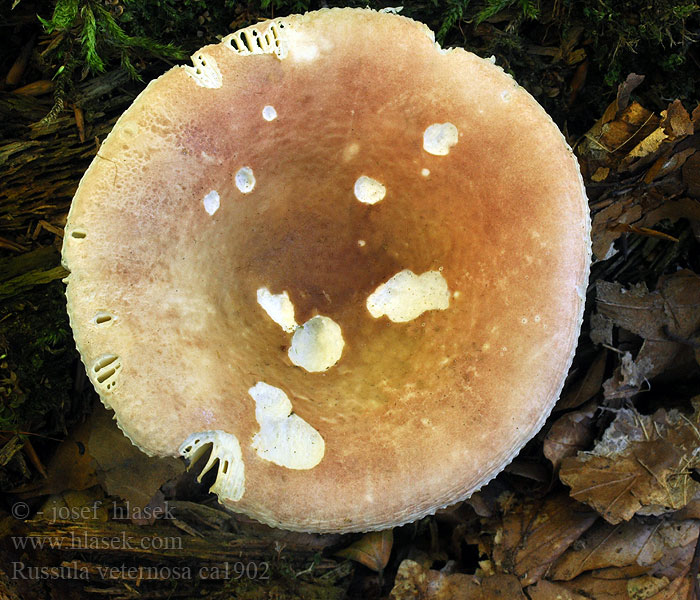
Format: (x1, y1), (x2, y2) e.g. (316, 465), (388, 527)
(0, 281), (80, 436)
(260, 0), (311, 13)
(38, 0), (187, 79)
(579, 0), (699, 91)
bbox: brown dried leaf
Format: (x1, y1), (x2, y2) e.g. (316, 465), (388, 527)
(527, 580), (590, 600)
(590, 312), (614, 346)
(579, 99), (660, 174)
(673, 488), (700, 520)
(591, 166), (610, 182)
(560, 26), (585, 65)
(560, 400), (700, 524)
(557, 350), (607, 411)
(551, 564), (696, 600)
(88, 403), (184, 516)
(662, 100), (694, 139)
(390, 560), (526, 600)
(620, 126), (668, 167)
(591, 193), (700, 261)
(335, 529), (393, 573)
(643, 147), (696, 183)
(553, 572), (668, 600)
(544, 403), (597, 471)
(596, 270), (700, 398)
(600, 102), (659, 155)
(591, 200), (643, 260)
(683, 151), (700, 197)
(646, 575), (695, 600)
(550, 518), (699, 581)
(597, 271), (700, 340)
(581, 95), (699, 259)
(643, 196), (700, 226)
(38, 488), (109, 523)
(619, 100), (692, 173)
(616, 74), (646, 116)
(602, 350), (655, 401)
(492, 494), (598, 586)
(593, 74), (643, 133)
(12, 420), (99, 498)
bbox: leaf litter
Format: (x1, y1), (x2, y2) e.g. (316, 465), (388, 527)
(391, 89), (700, 600)
(2, 74), (699, 600)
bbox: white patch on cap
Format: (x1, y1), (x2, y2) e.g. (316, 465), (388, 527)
(367, 269), (450, 323)
(262, 105), (277, 121)
(423, 123), (459, 156)
(342, 142), (360, 162)
(235, 167), (256, 193)
(285, 29), (320, 62)
(179, 431), (245, 501)
(421, 168), (430, 177)
(288, 315), (344, 372)
(358, 240), (366, 247)
(184, 53), (222, 88)
(294, 44), (319, 61)
(249, 382), (325, 470)
(257, 288), (297, 333)
(223, 21), (287, 60)
(203, 190), (220, 215)
(354, 176), (386, 205)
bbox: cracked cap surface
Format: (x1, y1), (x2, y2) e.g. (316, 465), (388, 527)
(62, 8), (590, 532)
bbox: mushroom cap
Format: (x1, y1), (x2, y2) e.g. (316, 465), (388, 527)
(62, 8), (590, 533)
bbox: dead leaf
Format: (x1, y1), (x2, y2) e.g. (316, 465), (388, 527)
(597, 271), (700, 341)
(12, 420), (98, 498)
(602, 351), (654, 401)
(643, 196), (700, 227)
(591, 199), (643, 260)
(617, 100), (692, 173)
(390, 560), (526, 600)
(544, 402), (597, 471)
(683, 151), (700, 197)
(492, 494), (597, 585)
(591, 194), (700, 261)
(580, 94), (699, 259)
(527, 580), (590, 600)
(548, 521), (699, 600)
(644, 147), (695, 183)
(549, 518), (699, 581)
(590, 313), (614, 346)
(615, 74), (646, 116)
(335, 529), (393, 573)
(620, 126), (668, 166)
(87, 403), (184, 517)
(588, 73), (645, 137)
(596, 270), (700, 399)
(591, 166), (610, 182)
(601, 102), (659, 156)
(560, 26), (585, 65)
(552, 572), (660, 600)
(662, 100), (694, 139)
(38, 488), (109, 523)
(560, 399), (700, 524)
(557, 350), (607, 411)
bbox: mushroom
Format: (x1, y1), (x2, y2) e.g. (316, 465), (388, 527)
(61, 8), (590, 533)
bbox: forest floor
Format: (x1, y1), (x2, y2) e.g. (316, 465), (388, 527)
(1, 1), (699, 599)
